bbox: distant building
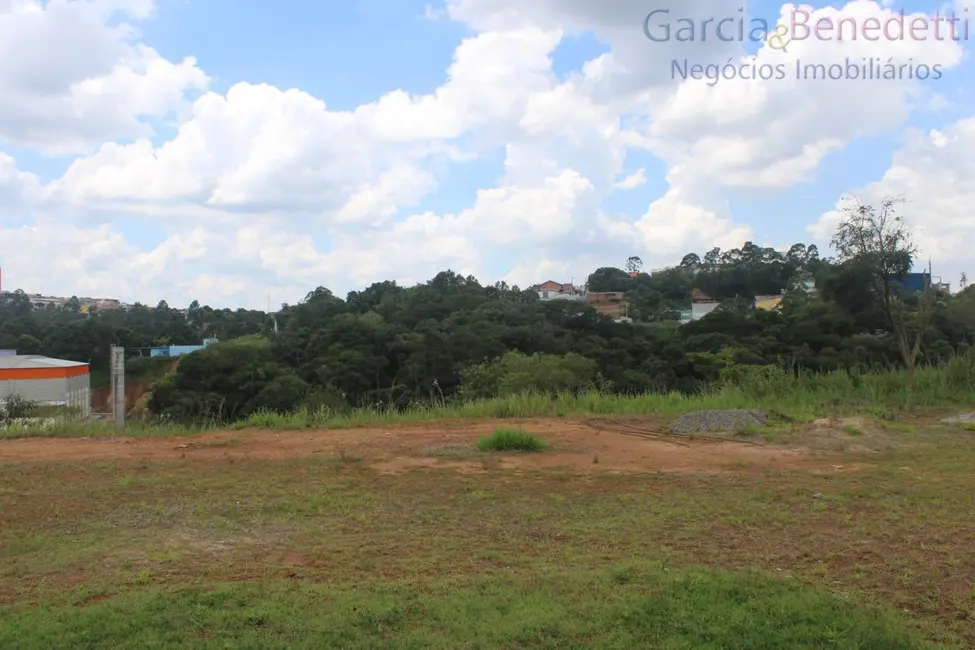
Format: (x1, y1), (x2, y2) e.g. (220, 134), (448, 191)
(26, 294), (66, 309)
(892, 272), (950, 295)
(0, 355), (91, 416)
(534, 281), (584, 302)
(89, 298), (123, 311)
(754, 295), (784, 310)
(686, 289), (719, 322)
(150, 338), (218, 358)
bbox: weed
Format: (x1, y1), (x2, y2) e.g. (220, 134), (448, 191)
(476, 428), (549, 452)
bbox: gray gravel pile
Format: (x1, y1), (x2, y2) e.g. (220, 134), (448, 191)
(669, 409), (768, 434)
(941, 412), (975, 424)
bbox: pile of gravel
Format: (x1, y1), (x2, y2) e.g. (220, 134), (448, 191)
(941, 412), (975, 424)
(669, 409), (768, 434)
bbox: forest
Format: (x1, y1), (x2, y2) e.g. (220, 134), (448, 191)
(0, 200), (972, 423)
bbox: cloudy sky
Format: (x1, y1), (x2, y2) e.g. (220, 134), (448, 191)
(0, 0), (971, 309)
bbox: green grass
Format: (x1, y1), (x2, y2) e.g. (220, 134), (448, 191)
(0, 565), (942, 649)
(476, 427), (549, 452)
(2, 425), (974, 647)
(3, 351), (975, 439)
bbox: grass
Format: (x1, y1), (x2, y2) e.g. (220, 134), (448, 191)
(0, 420), (973, 646)
(0, 565), (941, 648)
(3, 358), (975, 646)
(5, 352), (975, 439)
(476, 427), (549, 452)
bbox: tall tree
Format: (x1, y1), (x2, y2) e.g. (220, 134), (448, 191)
(831, 196), (932, 389)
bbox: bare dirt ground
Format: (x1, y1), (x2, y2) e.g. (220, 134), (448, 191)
(0, 417), (843, 474)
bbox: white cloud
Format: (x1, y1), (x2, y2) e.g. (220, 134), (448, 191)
(0, 0), (208, 154)
(809, 117), (975, 283)
(0, 152), (41, 213)
(641, 1), (964, 190)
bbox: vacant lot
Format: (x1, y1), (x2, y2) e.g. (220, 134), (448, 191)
(1, 415), (974, 648)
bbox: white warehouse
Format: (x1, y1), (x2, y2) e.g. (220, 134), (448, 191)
(0, 355), (91, 416)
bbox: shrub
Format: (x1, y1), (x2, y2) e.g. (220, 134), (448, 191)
(0, 395), (37, 422)
(460, 351), (598, 399)
(476, 427), (549, 452)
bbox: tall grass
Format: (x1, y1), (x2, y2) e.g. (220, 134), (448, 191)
(233, 350), (975, 431)
(476, 427), (549, 452)
(4, 350), (974, 438)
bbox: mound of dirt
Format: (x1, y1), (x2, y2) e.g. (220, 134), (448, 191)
(669, 409), (767, 434)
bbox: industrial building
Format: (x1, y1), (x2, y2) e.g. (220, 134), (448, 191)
(0, 355), (91, 416)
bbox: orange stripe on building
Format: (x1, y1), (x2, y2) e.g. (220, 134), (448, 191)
(0, 365), (90, 380)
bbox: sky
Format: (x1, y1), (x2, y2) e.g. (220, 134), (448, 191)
(0, 0), (972, 309)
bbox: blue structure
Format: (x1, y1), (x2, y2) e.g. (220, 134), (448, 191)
(150, 338), (218, 358)
(892, 273), (930, 294)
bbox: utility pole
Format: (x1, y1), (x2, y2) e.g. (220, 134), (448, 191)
(110, 345), (125, 427)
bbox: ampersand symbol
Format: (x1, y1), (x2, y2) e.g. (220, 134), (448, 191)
(767, 23), (791, 52)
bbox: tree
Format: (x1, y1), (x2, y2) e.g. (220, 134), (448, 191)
(679, 253), (700, 271)
(625, 256), (643, 274)
(830, 196), (932, 389)
(586, 267), (630, 293)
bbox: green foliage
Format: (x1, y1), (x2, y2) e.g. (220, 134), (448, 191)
(147, 337), (299, 423)
(0, 395), (37, 423)
(3, 236), (974, 426)
(124, 356), (174, 382)
(476, 427), (549, 452)
(460, 351), (599, 399)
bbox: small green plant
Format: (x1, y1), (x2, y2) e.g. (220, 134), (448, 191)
(476, 427), (549, 452)
(0, 395), (37, 425)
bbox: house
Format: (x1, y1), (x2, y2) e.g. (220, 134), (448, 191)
(535, 281), (584, 302)
(688, 289), (719, 322)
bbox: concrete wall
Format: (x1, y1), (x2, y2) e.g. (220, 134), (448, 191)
(539, 292), (584, 302)
(691, 302), (719, 320)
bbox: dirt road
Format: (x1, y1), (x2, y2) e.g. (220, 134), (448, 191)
(0, 418), (842, 474)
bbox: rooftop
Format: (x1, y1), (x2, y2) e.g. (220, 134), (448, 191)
(0, 355), (88, 369)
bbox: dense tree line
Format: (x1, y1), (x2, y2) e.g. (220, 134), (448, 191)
(0, 296), (267, 382)
(143, 249), (972, 423)
(2, 205), (973, 423)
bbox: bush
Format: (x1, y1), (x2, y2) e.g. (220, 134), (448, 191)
(461, 351), (598, 399)
(0, 395), (37, 422)
(476, 427), (549, 452)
